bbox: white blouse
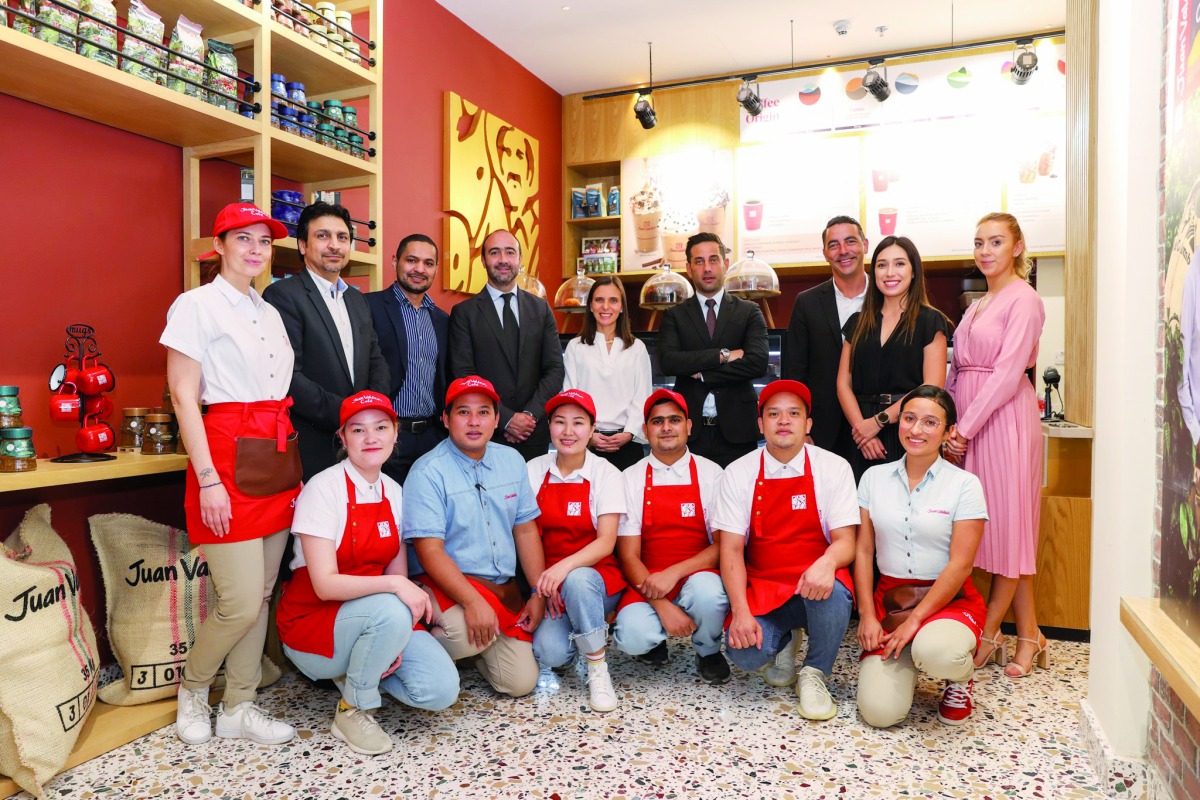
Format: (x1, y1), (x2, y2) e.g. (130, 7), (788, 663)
(563, 335), (653, 442)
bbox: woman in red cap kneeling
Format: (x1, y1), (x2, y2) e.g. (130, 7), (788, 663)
(277, 391), (459, 755)
(526, 389), (628, 712)
(161, 202), (300, 747)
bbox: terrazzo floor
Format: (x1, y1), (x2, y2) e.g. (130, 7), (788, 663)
(20, 634), (1103, 800)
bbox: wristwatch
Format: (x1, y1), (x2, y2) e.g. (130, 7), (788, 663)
(719, 348), (731, 364)
(874, 410), (890, 427)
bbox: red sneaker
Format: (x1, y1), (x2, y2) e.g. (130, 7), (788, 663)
(937, 679), (974, 725)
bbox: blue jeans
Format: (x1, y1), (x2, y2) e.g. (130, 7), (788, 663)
(284, 593), (459, 711)
(533, 567), (621, 668)
(725, 582), (852, 676)
(613, 571), (729, 657)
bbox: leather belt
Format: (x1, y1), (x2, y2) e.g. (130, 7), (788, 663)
(398, 415), (438, 434)
(701, 415), (719, 426)
(856, 393), (906, 405)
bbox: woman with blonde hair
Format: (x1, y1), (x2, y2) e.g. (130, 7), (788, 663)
(944, 212), (1047, 678)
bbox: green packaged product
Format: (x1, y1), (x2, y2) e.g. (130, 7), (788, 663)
(121, 0), (166, 84)
(36, 0), (80, 51)
(204, 39), (238, 111)
(78, 0), (118, 68)
(166, 15), (205, 98)
(11, 1), (36, 36)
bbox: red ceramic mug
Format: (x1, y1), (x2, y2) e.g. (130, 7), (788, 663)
(49, 382), (82, 422)
(78, 359), (115, 395)
(85, 395), (114, 420)
(76, 415), (116, 453)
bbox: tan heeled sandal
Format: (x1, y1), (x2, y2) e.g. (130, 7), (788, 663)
(974, 633), (1007, 669)
(1004, 636), (1050, 678)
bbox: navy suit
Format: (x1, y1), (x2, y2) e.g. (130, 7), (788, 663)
(365, 286), (450, 483)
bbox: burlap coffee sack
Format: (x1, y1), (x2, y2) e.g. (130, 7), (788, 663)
(0, 504), (100, 799)
(89, 514), (280, 706)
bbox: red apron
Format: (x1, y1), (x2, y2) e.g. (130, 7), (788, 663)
(860, 574), (986, 659)
(743, 450), (854, 616)
(537, 471), (626, 597)
(277, 471), (400, 658)
(419, 576), (532, 644)
(616, 457), (716, 612)
(185, 398), (301, 545)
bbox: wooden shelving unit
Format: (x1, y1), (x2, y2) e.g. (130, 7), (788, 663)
(0, 453), (189, 494)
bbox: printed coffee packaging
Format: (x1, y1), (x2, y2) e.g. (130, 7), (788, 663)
(585, 182), (603, 217)
(607, 185), (621, 217)
(571, 187), (586, 219)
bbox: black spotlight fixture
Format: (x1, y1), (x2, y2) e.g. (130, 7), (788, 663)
(1011, 38), (1038, 85)
(737, 77), (764, 116)
(862, 58), (891, 102)
(634, 93), (657, 129)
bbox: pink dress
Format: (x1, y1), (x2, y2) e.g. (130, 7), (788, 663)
(946, 280), (1045, 578)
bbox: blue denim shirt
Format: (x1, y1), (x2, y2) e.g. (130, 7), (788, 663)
(402, 437), (540, 582)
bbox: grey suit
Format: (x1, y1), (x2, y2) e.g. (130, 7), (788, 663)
(448, 286), (564, 461)
(263, 271), (390, 480)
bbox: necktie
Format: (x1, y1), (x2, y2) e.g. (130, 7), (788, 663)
(705, 297), (717, 340)
(501, 292), (519, 362)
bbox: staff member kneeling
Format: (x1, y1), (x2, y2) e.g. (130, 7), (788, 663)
(277, 392), (459, 755)
(527, 389), (627, 712)
(855, 385), (988, 727)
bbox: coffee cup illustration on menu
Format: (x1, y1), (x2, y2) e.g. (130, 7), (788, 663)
(872, 169), (890, 192)
(879, 207), (898, 236)
(629, 178), (664, 253)
(743, 200), (764, 231)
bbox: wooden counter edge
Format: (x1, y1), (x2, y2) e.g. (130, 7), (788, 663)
(0, 453), (188, 493)
(1120, 596), (1200, 720)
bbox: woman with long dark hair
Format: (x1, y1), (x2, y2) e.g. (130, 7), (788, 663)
(563, 276), (652, 470)
(836, 236), (950, 480)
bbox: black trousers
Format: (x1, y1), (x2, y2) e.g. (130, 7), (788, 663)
(590, 438), (646, 471)
(383, 424), (445, 485)
(688, 423), (757, 468)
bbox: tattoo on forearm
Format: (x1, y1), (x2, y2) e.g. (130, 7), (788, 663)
(198, 468), (214, 480)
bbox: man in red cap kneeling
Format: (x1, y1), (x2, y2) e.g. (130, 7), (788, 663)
(714, 380), (859, 720)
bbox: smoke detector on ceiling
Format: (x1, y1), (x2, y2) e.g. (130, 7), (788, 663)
(833, 20), (850, 36)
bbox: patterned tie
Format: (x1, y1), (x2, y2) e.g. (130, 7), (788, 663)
(501, 292), (520, 362)
(705, 297), (717, 340)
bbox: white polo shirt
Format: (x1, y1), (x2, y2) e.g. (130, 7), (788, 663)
(527, 450), (626, 527)
(288, 461), (404, 571)
(618, 451), (723, 539)
(857, 455), (988, 580)
(714, 444), (859, 541)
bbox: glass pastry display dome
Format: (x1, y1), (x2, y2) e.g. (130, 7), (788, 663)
(639, 263), (694, 311)
(724, 250), (780, 299)
(553, 264), (595, 313)
(516, 267), (547, 300)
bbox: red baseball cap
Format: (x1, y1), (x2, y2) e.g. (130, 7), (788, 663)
(643, 388), (688, 421)
(757, 379), (812, 414)
(196, 202), (289, 260)
(545, 389), (596, 422)
(339, 390), (398, 428)
(445, 376), (501, 409)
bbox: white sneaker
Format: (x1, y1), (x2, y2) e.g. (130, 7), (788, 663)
(586, 660), (619, 713)
(796, 666), (837, 721)
(215, 700), (295, 745)
(331, 704), (393, 755)
(175, 686), (212, 745)
(764, 631), (800, 687)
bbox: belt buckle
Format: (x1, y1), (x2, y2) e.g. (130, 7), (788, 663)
(409, 419), (428, 434)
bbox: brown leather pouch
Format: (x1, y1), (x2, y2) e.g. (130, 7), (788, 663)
(880, 584), (965, 632)
(466, 574), (524, 614)
(234, 433), (302, 497)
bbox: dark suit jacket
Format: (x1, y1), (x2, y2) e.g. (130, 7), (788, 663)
(447, 286), (565, 460)
(657, 292), (769, 445)
(263, 271), (390, 480)
(782, 279), (851, 456)
(364, 286), (450, 416)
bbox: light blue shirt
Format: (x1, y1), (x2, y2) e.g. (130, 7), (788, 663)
(485, 283), (520, 328)
(857, 455), (988, 580)
(402, 437), (540, 582)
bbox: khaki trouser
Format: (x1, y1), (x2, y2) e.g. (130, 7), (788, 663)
(432, 604), (539, 698)
(182, 529), (290, 707)
(856, 618), (977, 728)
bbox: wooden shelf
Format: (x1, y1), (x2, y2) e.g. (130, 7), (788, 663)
(0, 26), (260, 148)
(269, 129), (378, 182)
(187, 237), (379, 272)
(1122, 597), (1200, 719)
(568, 215), (622, 228)
(0, 453), (188, 494)
(269, 24), (377, 96)
(142, 0), (262, 40)
(567, 161), (621, 180)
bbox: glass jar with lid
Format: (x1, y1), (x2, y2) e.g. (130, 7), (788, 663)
(142, 414), (177, 456)
(724, 250), (781, 299)
(119, 407), (152, 452)
(0, 386), (23, 428)
(554, 264), (595, 313)
(516, 267), (547, 301)
(0, 427), (36, 473)
(639, 263), (694, 310)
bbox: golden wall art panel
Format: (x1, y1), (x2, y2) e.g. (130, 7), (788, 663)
(443, 91), (541, 294)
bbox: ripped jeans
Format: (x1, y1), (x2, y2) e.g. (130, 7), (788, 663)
(532, 567), (621, 667)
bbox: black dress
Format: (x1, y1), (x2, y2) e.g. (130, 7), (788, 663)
(841, 306), (949, 481)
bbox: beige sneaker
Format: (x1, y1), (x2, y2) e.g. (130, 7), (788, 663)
(796, 666), (837, 721)
(331, 704), (393, 755)
(764, 630), (800, 687)
(586, 660), (619, 713)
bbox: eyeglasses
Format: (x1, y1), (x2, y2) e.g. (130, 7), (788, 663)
(899, 412), (946, 431)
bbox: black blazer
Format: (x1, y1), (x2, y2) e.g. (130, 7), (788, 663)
(364, 286), (450, 417)
(447, 286), (565, 460)
(657, 292), (769, 445)
(782, 279), (851, 455)
(263, 271), (390, 480)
